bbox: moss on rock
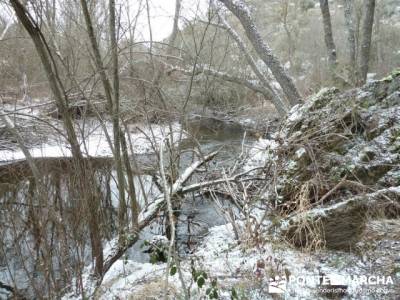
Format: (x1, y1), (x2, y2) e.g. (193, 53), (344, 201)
(265, 71), (400, 250)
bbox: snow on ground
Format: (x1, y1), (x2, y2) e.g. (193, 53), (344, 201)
(61, 221), (393, 299)
(95, 261), (165, 300)
(0, 120), (185, 163)
(244, 138), (278, 171)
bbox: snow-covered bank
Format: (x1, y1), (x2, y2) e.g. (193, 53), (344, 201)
(0, 120), (185, 164)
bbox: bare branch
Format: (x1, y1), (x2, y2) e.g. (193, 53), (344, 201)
(99, 149), (219, 286)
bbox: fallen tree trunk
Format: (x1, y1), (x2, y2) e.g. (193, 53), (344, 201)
(98, 149), (220, 285)
(167, 64), (279, 109)
(181, 166), (264, 194)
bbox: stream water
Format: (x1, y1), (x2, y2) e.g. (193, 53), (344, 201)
(130, 117), (253, 260)
(0, 117), (254, 298)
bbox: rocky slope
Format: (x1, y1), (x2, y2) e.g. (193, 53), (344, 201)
(263, 70), (400, 250)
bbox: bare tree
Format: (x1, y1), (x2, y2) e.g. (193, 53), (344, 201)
(344, 0), (357, 84)
(9, 0), (104, 278)
(280, 0), (297, 72)
(317, 0), (351, 87)
(109, 0), (129, 234)
(79, 0), (137, 240)
(319, 1), (337, 73)
(359, 0), (376, 84)
(217, 0), (302, 106)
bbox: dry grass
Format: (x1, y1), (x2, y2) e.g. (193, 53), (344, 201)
(285, 181), (326, 251)
(127, 278), (178, 300)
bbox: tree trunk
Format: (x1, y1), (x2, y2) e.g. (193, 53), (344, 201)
(344, 0), (357, 84)
(217, 0), (302, 106)
(359, 0), (376, 84)
(81, 0), (141, 243)
(319, 0), (337, 75)
(9, 0), (104, 278)
(212, 2), (287, 115)
(109, 0), (128, 234)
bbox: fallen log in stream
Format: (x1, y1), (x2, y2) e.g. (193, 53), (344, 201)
(93, 149), (220, 289)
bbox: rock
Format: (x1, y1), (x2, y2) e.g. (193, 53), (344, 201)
(261, 70), (400, 249)
(281, 187), (400, 250)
